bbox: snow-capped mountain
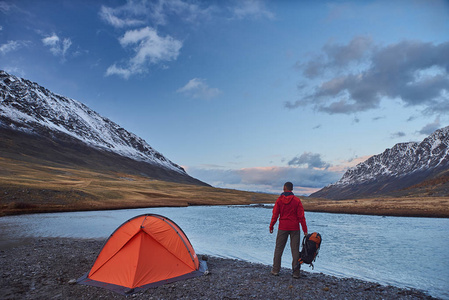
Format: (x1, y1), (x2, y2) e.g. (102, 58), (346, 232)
(311, 126), (449, 199)
(0, 70), (205, 184)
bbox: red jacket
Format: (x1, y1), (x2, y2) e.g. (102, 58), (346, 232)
(270, 192), (307, 233)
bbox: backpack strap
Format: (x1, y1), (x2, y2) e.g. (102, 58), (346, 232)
(299, 234), (310, 265)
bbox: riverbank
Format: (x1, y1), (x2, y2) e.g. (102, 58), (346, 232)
(3, 197), (449, 218)
(302, 196), (449, 218)
(0, 238), (436, 299)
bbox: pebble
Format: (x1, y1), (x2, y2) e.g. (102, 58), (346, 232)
(0, 238), (437, 300)
(68, 279), (77, 285)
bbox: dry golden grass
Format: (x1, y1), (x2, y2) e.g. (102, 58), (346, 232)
(302, 196), (449, 218)
(0, 157), (275, 216)
(1, 157), (448, 217)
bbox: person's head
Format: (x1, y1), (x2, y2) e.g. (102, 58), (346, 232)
(283, 182), (293, 192)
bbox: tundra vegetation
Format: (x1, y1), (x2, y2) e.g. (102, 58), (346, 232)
(1, 157), (448, 218)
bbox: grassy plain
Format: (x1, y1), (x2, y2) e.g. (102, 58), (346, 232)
(1, 157), (448, 217)
(302, 196), (449, 218)
(0, 157), (275, 216)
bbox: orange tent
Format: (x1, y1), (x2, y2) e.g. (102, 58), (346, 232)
(77, 214), (207, 295)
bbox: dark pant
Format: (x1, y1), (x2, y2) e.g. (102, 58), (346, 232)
(272, 229), (300, 276)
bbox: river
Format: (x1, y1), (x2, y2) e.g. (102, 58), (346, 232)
(0, 206), (448, 299)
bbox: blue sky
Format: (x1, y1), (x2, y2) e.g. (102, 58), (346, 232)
(1, 0), (448, 194)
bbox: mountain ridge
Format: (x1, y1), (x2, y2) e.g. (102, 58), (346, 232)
(311, 126), (449, 199)
(0, 70), (208, 186)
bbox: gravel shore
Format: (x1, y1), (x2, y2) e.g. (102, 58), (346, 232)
(0, 238), (436, 299)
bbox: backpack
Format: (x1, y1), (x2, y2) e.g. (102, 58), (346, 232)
(298, 232), (322, 269)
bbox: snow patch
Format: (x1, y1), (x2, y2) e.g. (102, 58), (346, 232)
(0, 71), (184, 173)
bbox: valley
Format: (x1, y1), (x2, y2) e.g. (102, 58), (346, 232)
(1, 157), (448, 218)
(1, 70), (449, 219)
(0, 157), (274, 216)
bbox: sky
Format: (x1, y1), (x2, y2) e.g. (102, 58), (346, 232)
(1, 0), (449, 195)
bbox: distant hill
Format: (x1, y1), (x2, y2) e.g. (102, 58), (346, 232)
(0, 70), (208, 186)
(311, 126), (449, 199)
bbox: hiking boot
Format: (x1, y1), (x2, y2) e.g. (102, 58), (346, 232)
(293, 264), (300, 278)
(271, 271), (279, 276)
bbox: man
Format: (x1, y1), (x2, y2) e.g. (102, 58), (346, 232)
(269, 182), (308, 278)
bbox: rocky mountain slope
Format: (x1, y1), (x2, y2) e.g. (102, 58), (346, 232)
(0, 70), (207, 186)
(311, 126), (449, 199)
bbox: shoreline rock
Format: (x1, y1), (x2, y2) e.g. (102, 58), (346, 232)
(0, 238), (437, 299)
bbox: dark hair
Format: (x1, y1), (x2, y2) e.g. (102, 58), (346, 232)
(284, 182), (293, 191)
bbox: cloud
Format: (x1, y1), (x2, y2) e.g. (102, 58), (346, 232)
(418, 117), (441, 135)
(372, 116), (385, 121)
(288, 152), (330, 169)
(100, 0), (273, 29)
(177, 78), (222, 99)
(0, 1), (14, 13)
(0, 1), (31, 17)
(301, 36), (373, 78)
(237, 167), (338, 191)
(287, 38), (449, 115)
(3, 66), (26, 77)
(42, 34), (72, 60)
(186, 165), (342, 195)
(99, 3), (146, 28)
(328, 155), (372, 173)
(100, 0), (275, 79)
(149, 0), (215, 25)
(0, 40), (28, 55)
(104, 64), (132, 79)
(390, 131), (406, 139)
(185, 152), (361, 195)
(106, 26), (182, 79)
(230, 0), (274, 20)
(407, 115), (418, 122)
(100, 0), (214, 27)
(42, 34), (59, 46)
